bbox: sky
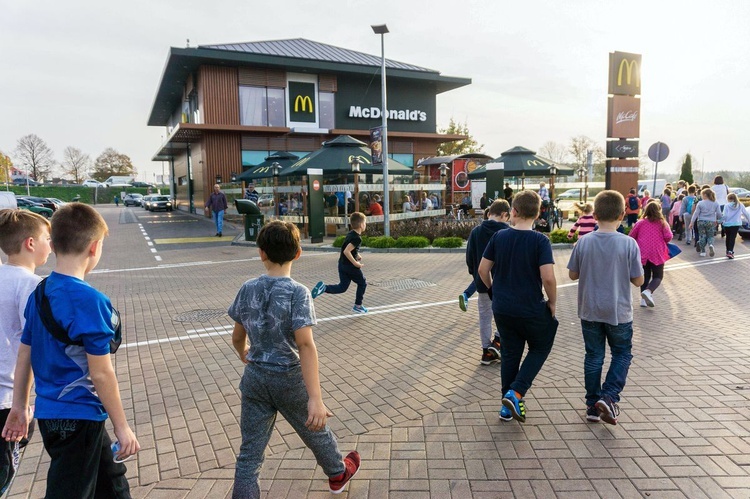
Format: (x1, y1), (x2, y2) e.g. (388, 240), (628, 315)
(2, 0), (749, 181)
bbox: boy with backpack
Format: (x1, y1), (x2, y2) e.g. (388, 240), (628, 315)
(2, 203), (139, 498)
(680, 185), (698, 245)
(567, 191), (644, 425)
(229, 221), (360, 497)
(0, 210), (52, 495)
(625, 188), (640, 227)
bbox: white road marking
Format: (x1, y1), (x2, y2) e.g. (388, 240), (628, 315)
(150, 248), (157, 253)
(147, 242), (154, 246)
(155, 256), (162, 261)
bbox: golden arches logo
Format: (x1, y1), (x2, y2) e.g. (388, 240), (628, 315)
(526, 159), (545, 166)
(348, 155), (371, 165)
(294, 95), (313, 113)
(253, 166), (271, 174)
(617, 59), (640, 87)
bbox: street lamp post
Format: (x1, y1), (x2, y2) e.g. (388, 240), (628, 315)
(272, 162), (282, 218)
(439, 163), (449, 211)
(548, 164), (558, 201)
(350, 157), (362, 213)
(372, 23), (390, 236)
(576, 166), (586, 203)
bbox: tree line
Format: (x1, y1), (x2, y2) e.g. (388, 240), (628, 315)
(0, 134), (136, 184)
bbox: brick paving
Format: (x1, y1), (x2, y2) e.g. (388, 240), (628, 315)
(6, 206), (750, 498)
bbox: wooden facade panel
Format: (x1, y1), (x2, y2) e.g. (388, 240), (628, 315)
(390, 141), (413, 154)
(319, 74), (337, 92)
(238, 67), (287, 88)
(287, 136), (317, 151)
(241, 136), (269, 150)
(203, 132), (242, 198)
(200, 66), (240, 125)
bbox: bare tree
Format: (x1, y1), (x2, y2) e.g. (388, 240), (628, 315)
(568, 135), (596, 173)
(15, 134), (55, 181)
(538, 141), (568, 164)
(62, 146), (91, 184)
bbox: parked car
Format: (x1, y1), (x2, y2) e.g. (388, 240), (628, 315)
(18, 196), (58, 212)
(16, 197), (53, 218)
(146, 195), (173, 212)
(102, 176), (134, 187)
(12, 177), (41, 186)
(46, 198), (67, 208)
(0, 191), (17, 209)
(123, 193), (143, 206)
(257, 193), (275, 208)
(141, 194), (158, 209)
(557, 189), (583, 200)
(131, 181), (155, 188)
(82, 179), (105, 188)
(729, 187), (750, 199)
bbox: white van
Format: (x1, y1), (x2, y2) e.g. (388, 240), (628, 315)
(0, 191), (18, 209)
(102, 176), (134, 187)
(638, 179), (667, 197)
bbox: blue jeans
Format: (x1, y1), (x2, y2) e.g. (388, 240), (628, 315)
(463, 280), (476, 298)
(324, 263), (366, 305)
(581, 320), (633, 406)
(213, 209), (224, 234)
(234, 364), (344, 499)
(494, 309), (558, 396)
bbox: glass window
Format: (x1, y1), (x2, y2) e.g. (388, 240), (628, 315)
(242, 150), (270, 167)
(390, 153), (414, 167)
(239, 86), (267, 126)
(267, 88), (285, 127)
(319, 92), (335, 129)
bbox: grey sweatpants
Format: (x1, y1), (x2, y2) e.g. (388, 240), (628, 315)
(477, 292), (496, 349)
(233, 364), (344, 499)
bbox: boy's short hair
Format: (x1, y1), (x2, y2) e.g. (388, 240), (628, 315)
(687, 185), (696, 194)
(0, 209), (50, 255)
(349, 212), (366, 229)
(488, 199), (510, 217)
(512, 190), (541, 220)
(593, 190), (624, 222)
(51, 203), (109, 256)
(256, 220), (300, 265)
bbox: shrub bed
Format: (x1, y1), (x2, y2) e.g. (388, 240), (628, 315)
(393, 236), (430, 248)
(550, 229), (575, 244)
(367, 236), (397, 248)
(364, 218), (480, 241)
(432, 237), (464, 248)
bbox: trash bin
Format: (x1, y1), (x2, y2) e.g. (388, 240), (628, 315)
(235, 199), (264, 241)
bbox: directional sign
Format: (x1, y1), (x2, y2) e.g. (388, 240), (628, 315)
(648, 142), (669, 163)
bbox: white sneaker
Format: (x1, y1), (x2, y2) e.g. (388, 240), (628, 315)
(640, 298), (647, 308)
(641, 289), (655, 307)
(699, 252), (706, 257)
(709, 245), (715, 257)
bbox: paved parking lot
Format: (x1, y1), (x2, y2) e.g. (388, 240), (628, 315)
(6, 206), (750, 498)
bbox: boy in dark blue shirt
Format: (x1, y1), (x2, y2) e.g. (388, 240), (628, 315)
(311, 212), (368, 313)
(2, 203), (139, 498)
(478, 191), (558, 423)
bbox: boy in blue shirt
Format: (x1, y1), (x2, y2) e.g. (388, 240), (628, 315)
(2, 203), (139, 498)
(567, 191), (643, 425)
(478, 191), (558, 423)
(230, 221), (360, 497)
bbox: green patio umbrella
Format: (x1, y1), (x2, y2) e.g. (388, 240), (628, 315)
(278, 135), (412, 177)
(237, 151), (300, 182)
(468, 146), (574, 179)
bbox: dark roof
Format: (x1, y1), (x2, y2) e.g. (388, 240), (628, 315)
(417, 153), (493, 166)
(148, 39), (471, 126)
(200, 39), (434, 72)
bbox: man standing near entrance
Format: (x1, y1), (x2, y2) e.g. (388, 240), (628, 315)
(504, 183), (513, 202)
(244, 183), (259, 204)
(206, 184), (228, 237)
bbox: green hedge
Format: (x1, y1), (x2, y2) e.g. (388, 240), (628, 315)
(367, 236), (396, 248)
(394, 236), (430, 248)
(6, 185), (154, 204)
(432, 237), (464, 248)
(333, 235), (346, 247)
(550, 229), (576, 243)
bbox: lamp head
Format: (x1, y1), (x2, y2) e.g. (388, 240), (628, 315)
(350, 157), (362, 173)
(371, 24), (389, 34)
(439, 163), (449, 178)
(272, 162), (282, 176)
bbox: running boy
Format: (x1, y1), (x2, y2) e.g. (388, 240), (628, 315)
(229, 221), (360, 497)
(566, 191), (644, 425)
(478, 191), (558, 423)
(465, 200), (510, 365)
(2, 204), (139, 498)
(0, 210), (52, 494)
(311, 212), (368, 313)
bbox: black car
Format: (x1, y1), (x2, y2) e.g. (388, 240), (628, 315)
(147, 195), (173, 212)
(123, 193), (143, 207)
(131, 181), (155, 188)
(18, 196), (57, 211)
(13, 178), (41, 186)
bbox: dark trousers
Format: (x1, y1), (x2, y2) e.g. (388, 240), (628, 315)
(725, 226), (740, 253)
(325, 263), (366, 305)
(626, 213), (638, 227)
(38, 419), (130, 499)
(494, 309), (558, 396)
(641, 261), (664, 292)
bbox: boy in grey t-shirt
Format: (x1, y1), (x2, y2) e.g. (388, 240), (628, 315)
(567, 191), (644, 425)
(228, 221), (360, 497)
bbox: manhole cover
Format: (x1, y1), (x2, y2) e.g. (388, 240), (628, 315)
(373, 278), (436, 291)
(174, 309), (227, 322)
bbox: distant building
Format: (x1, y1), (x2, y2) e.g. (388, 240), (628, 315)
(147, 38), (471, 213)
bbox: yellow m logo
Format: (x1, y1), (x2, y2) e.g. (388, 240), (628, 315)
(526, 159), (544, 166)
(617, 59), (640, 87)
(348, 155), (371, 165)
(294, 95), (313, 113)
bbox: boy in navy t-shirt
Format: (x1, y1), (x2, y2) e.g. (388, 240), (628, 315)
(478, 191), (558, 423)
(2, 204), (139, 498)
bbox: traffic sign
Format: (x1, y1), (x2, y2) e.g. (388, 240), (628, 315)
(648, 142), (669, 163)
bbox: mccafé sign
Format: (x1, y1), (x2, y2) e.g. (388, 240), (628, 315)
(608, 95), (641, 139)
(608, 51), (641, 96)
(349, 106), (427, 122)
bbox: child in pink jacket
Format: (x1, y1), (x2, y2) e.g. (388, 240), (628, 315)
(629, 201), (673, 308)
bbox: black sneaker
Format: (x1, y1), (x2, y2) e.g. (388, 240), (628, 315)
(586, 406), (601, 422)
(480, 349), (499, 365)
(488, 336), (501, 357)
(595, 398), (620, 425)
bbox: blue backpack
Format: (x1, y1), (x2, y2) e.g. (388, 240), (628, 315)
(685, 196), (695, 214)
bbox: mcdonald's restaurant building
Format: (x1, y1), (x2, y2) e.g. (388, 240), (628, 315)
(148, 39), (471, 213)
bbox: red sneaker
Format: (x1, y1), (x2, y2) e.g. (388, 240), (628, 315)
(329, 451), (361, 494)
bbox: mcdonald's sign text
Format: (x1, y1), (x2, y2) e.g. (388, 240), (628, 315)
(608, 51), (641, 96)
